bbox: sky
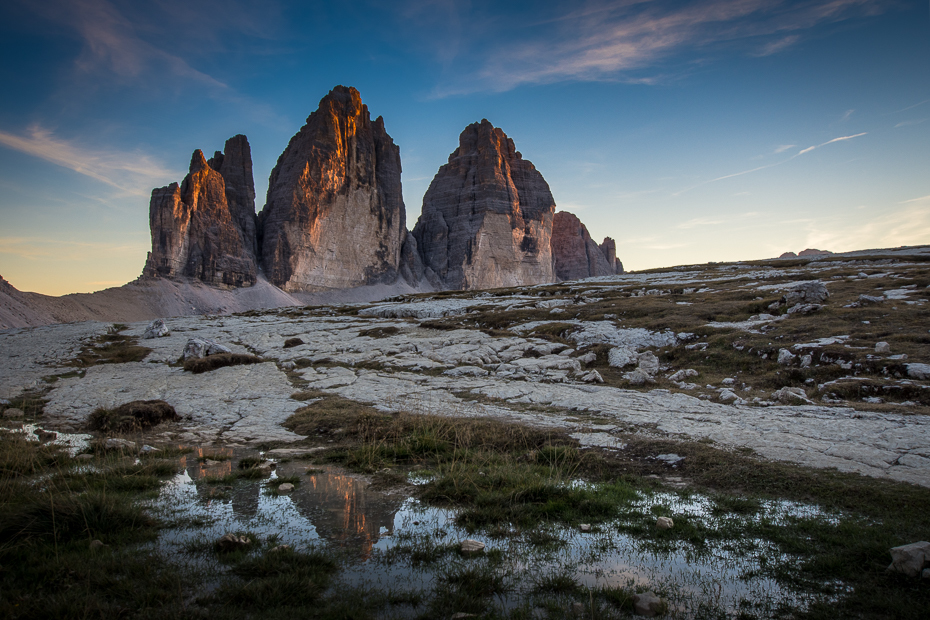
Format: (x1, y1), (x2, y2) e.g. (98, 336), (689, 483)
(0, 0), (928, 296)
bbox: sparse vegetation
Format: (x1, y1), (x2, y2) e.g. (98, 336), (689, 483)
(87, 399), (178, 432)
(183, 352), (262, 373)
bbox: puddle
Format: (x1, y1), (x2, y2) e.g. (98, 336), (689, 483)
(3, 423), (91, 455)
(146, 449), (840, 617)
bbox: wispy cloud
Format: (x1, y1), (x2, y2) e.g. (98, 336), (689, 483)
(431, 0), (886, 96)
(0, 125), (180, 194)
(774, 144), (796, 153)
(894, 118), (927, 128)
(798, 132), (867, 155)
(839, 109), (854, 122)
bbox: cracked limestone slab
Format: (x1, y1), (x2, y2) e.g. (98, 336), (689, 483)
(43, 361), (305, 444)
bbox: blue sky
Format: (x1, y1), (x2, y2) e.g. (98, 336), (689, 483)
(0, 0), (927, 295)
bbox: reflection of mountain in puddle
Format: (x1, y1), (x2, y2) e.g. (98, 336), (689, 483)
(155, 456), (403, 560)
(290, 468), (403, 559)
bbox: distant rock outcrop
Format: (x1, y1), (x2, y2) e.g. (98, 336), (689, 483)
(799, 248), (833, 257)
(144, 136), (258, 287)
(258, 86), (406, 291)
(551, 211), (623, 280)
(778, 252), (798, 259)
(411, 119), (555, 290)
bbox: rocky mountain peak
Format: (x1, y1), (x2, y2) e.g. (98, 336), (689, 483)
(143, 136), (258, 288)
(259, 85), (405, 291)
(411, 120), (556, 290)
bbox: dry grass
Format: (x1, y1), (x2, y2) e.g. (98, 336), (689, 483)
(87, 399), (179, 433)
(183, 353), (262, 374)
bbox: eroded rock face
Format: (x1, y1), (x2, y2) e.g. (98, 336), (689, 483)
(412, 119), (556, 290)
(144, 137), (257, 287)
(551, 211), (618, 280)
(258, 86), (406, 291)
(598, 237), (624, 274)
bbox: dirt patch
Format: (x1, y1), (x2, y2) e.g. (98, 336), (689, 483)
(87, 399), (179, 432)
(183, 353), (262, 374)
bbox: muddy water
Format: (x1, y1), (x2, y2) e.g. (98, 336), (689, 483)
(146, 448), (833, 617)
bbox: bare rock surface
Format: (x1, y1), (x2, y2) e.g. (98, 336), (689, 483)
(412, 119), (555, 290)
(2, 248), (929, 490)
(259, 86), (406, 292)
(144, 140), (257, 287)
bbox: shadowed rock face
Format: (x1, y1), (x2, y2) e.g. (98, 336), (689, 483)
(258, 85), (406, 291)
(412, 119), (556, 290)
(144, 137), (258, 287)
(551, 211), (619, 280)
(598, 237), (624, 275)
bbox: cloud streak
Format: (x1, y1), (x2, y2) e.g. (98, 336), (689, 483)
(0, 125), (180, 194)
(798, 132), (867, 155)
(432, 0), (885, 95)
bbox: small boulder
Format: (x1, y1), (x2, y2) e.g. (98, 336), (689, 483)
(786, 303), (823, 315)
(579, 523), (592, 532)
(142, 319), (169, 339)
(784, 281), (829, 305)
(104, 438), (136, 451)
(656, 454), (684, 465)
(772, 387), (813, 405)
(277, 483), (295, 493)
(656, 517), (674, 530)
(875, 342), (891, 354)
(905, 363), (930, 380)
(718, 389), (739, 404)
(777, 349), (796, 365)
(608, 347), (638, 368)
(33, 429), (57, 441)
(859, 294), (884, 304)
(283, 337), (304, 349)
(183, 337), (232, 360)
(887, 541), (930, 578)
(460, 539), (485, 556)
(578, 351), (597, 365)
(579, 370), (604, 383)
(624, 369), (654, 386)
(800, 354), (812, 368)
(632, 591), (668, 617)
(637, 351), (660, 376)
(668, 369), (698, 381)
(3, 407), (24, 419)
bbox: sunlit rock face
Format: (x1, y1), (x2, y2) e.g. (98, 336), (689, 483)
(144, 137), (258, 287)
(258, 86), (406, 291)
(412, 119), (556, 290)
(551, 211), (618, 280)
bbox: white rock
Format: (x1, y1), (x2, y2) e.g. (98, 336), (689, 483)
(668, 369), (698, 381)
(460, 539), (485, 555)
(800, 355), (812, 368)
(718, 389), (739, 403)
(580, 370), (604, 383)
(183, 337), (232, 360)
(608, 347), (638, 368)
(785, 281), (829, 305)
(623, 369), (653, 385)
(772, 387), (813, 405)
(875, 342), (891, 354)
(104, 438), (136, 451)
(656, 453), (684, 465)
(142, 319), (169, 339)
(637, 351), (660, 376)
(777, 349), (797, 365)
(656, 517), (674, 530)
(787, 303), (823, 315)
(277, 483), (294, 493)
(905, 363), (930, 380)
(887, 541), (930, 577)
(721, 377), (735, 385)
(579, 523), (592, 532)
(578, 352), (597, 365)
